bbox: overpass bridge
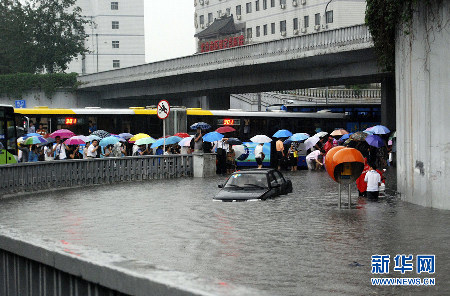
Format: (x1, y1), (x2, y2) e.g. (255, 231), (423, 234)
(77, 25), (393, 117)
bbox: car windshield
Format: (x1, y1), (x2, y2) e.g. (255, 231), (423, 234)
(225, 173), (268, 189)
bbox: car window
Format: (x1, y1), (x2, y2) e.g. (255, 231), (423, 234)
(268, 173), (277, 186)
(273, 171), (285, 184)
(225, 173), (268, 188)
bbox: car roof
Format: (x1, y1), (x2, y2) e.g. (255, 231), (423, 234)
(232, 169), (275, 174)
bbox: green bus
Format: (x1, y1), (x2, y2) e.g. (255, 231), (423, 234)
(0, 105), (18, 164)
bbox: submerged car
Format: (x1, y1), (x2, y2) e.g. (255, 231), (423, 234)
(214, 169), (293, 202)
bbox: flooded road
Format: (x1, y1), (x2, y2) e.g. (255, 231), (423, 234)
(0, 169), (449, 295)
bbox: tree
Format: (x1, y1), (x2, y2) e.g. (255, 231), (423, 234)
(0, 0), (90, 74)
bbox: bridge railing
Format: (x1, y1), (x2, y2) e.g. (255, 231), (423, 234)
(0, 155), (193, 196)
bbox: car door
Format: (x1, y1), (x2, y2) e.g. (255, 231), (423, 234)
(273, 170), (287, 194)
(268, 172), (281, 197)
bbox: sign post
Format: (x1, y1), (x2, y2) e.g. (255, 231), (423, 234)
(157, 100), (170, 153)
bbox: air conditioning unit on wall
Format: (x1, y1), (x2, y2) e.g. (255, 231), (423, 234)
(301, 28), (307, 33)
(281, 4), (286, 9)
(293, 29), (299, 35)
(314, 25), (320, 30)
(293, 1), (298, 6)
(236, 15), (241, 20)
(281, 31), (286, 36)
(301, 0), (306, 4)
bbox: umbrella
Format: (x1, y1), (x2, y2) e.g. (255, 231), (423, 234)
(23, 136), (47, 145)
(233, 144), (250, 160)
(118, 133), (133, 139)
(284, 139), (292, 145)
(290, 133), (310, 142)
(363, 130), (375, 135)
(135, 137), (156, 145)
(112, 135), (126, 142)
(23, 133), (41, 139)
(250, 135), (272, 143)
(129, 133), (150, 142)
(304, 136), (320, 150)
(91, 130), (111, 139)
(273, 129), (293, 138)
(203, 131), (224, 142)
(178, 136), (194, 147)
(367, 125), (390, 134)
(50, 129), (75, 139)
(365, 134), (385, 148)
(330, 129), (349, 136)
(173, 132), (191, 138)
(17, 137), (25, 144)
(87, 134), (101, 142)
(45, 137), (56, 144)
(226, 138), (242, 145)
(339, 133), (352, 142)
(64, 137), (86, 145)
(216, 126), (236, 134)
(314, 131), (329, 138)
(350, 131), (368, 141)
(150, 136), (182, 148)
(190, 122), (211, 130)
(99, 136), (120, 147)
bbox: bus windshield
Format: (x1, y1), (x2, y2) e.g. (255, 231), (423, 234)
(0, 105), (18, 164)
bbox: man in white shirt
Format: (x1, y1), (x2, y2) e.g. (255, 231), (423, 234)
(306, 150), (324, 170)
(254, 143), (264, 169)
(87, 140), (100, 158)
(52, 136), (67, 160)
(364, 164), (381, 199)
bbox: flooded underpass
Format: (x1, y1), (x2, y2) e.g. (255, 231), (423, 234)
(0, 168), (449, 295)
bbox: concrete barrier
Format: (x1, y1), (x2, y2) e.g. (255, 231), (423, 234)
(0, 227), (265, 296)
(193, 153), (216, 178)
(0, 155), (193, 196)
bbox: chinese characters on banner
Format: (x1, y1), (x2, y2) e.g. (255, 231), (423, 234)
(201, 35), (245, 53)
(371, 254), (435, 275)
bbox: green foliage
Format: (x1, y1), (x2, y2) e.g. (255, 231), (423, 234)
(0, 73), (79, 97)
(0, 0), (90, 74)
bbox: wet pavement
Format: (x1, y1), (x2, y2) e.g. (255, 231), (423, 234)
(0, 168), (449, 295)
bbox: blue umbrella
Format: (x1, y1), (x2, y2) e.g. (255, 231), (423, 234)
(150, 136), (182, 148)
(112, 135), (126, 142)
(367, 125), (390, 134)
(289, 133), (310, 142)
(339, 133), (352, 141)
(87, 134), (101, 142)
(99, 136), (120, 147)
(23, 133), (41, 139)
(365, 134), (385, 148)
(273, 129), (293, 138)
(202, 131), (224, 142)
(118, 133), (133, 139)
(23, 136), (47, 145)
(283, 139), (292, 145)
(190, 122), (211, 130)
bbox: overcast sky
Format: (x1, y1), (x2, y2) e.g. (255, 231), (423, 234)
(145, 1), (196, 63)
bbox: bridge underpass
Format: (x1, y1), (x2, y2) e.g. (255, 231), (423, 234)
(77, 24), (395, 128)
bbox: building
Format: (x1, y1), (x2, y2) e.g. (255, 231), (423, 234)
(66, 0), (145, 74)
(194, 0), (366, 52)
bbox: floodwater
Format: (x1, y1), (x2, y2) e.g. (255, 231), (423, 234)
(0, 169), (449, 295)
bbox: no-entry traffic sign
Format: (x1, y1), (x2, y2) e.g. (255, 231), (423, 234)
(157, 100), (170, 119)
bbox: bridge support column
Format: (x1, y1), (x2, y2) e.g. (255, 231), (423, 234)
(381, 76), (396, 130)
(200, 93), (230, 110)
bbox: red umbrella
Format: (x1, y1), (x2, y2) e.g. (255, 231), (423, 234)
(216, 126), (236, 133)
(174, 132), (190, 138)
(50, 129), (75, 139)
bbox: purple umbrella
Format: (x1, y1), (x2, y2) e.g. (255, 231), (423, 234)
(365, 134), (385, 148)
(50, 129), (75, 139)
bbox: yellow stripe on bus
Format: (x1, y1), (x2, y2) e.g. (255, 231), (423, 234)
(186, 110), (213, 116)
(133, 109), (157, 115)
(14, 108), (76, 115)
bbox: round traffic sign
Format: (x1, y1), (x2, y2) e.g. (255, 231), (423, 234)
(157, 100), (170, 119)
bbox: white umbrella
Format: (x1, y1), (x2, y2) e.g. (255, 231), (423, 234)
(178, 136), (194, 147)
(250, 135), (272, 143)
(304, 136), (320, 150)
(314, 131), (328, 138)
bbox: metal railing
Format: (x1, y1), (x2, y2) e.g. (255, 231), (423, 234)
(0, 155), (193, 196)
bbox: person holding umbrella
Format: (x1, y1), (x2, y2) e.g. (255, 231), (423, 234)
(52, 136), (68, 160)
(194, 127), (203, 153)
(254, 143), (265, 169)
(86, 139), (100, 158)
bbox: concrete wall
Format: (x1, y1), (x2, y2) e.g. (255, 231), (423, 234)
(395, 1), (450, 209)
(0, 89), (99, 108)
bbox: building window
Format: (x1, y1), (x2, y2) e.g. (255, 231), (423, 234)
(293, 18), (298, 30)
(199, 15), (204, 25)
(111, 2), (118, 10)
(112, 41), (119, 48)
(263, 24), (268, 35)
(246, 2), (252, 13)
(271, 22), (275, 34)
(256, 26), (260, 37)
(236, 5), (241, 16)
(304, 15), (309, 28)
(271, 0), (275, 7)
(326, 10), (333, 23)
(113, 60), (120, 68)
(280, 20), (286, 32)
(208, 13), (213, 24)
(256, 0), (260, 11)
(246, 27), (252, 38)
(112, 21), (119, 29)
(263, 0), (267, 9)
(315, 13), (320, 26)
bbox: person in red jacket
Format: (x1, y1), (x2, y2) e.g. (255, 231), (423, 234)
(356, 158), (385, 197)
